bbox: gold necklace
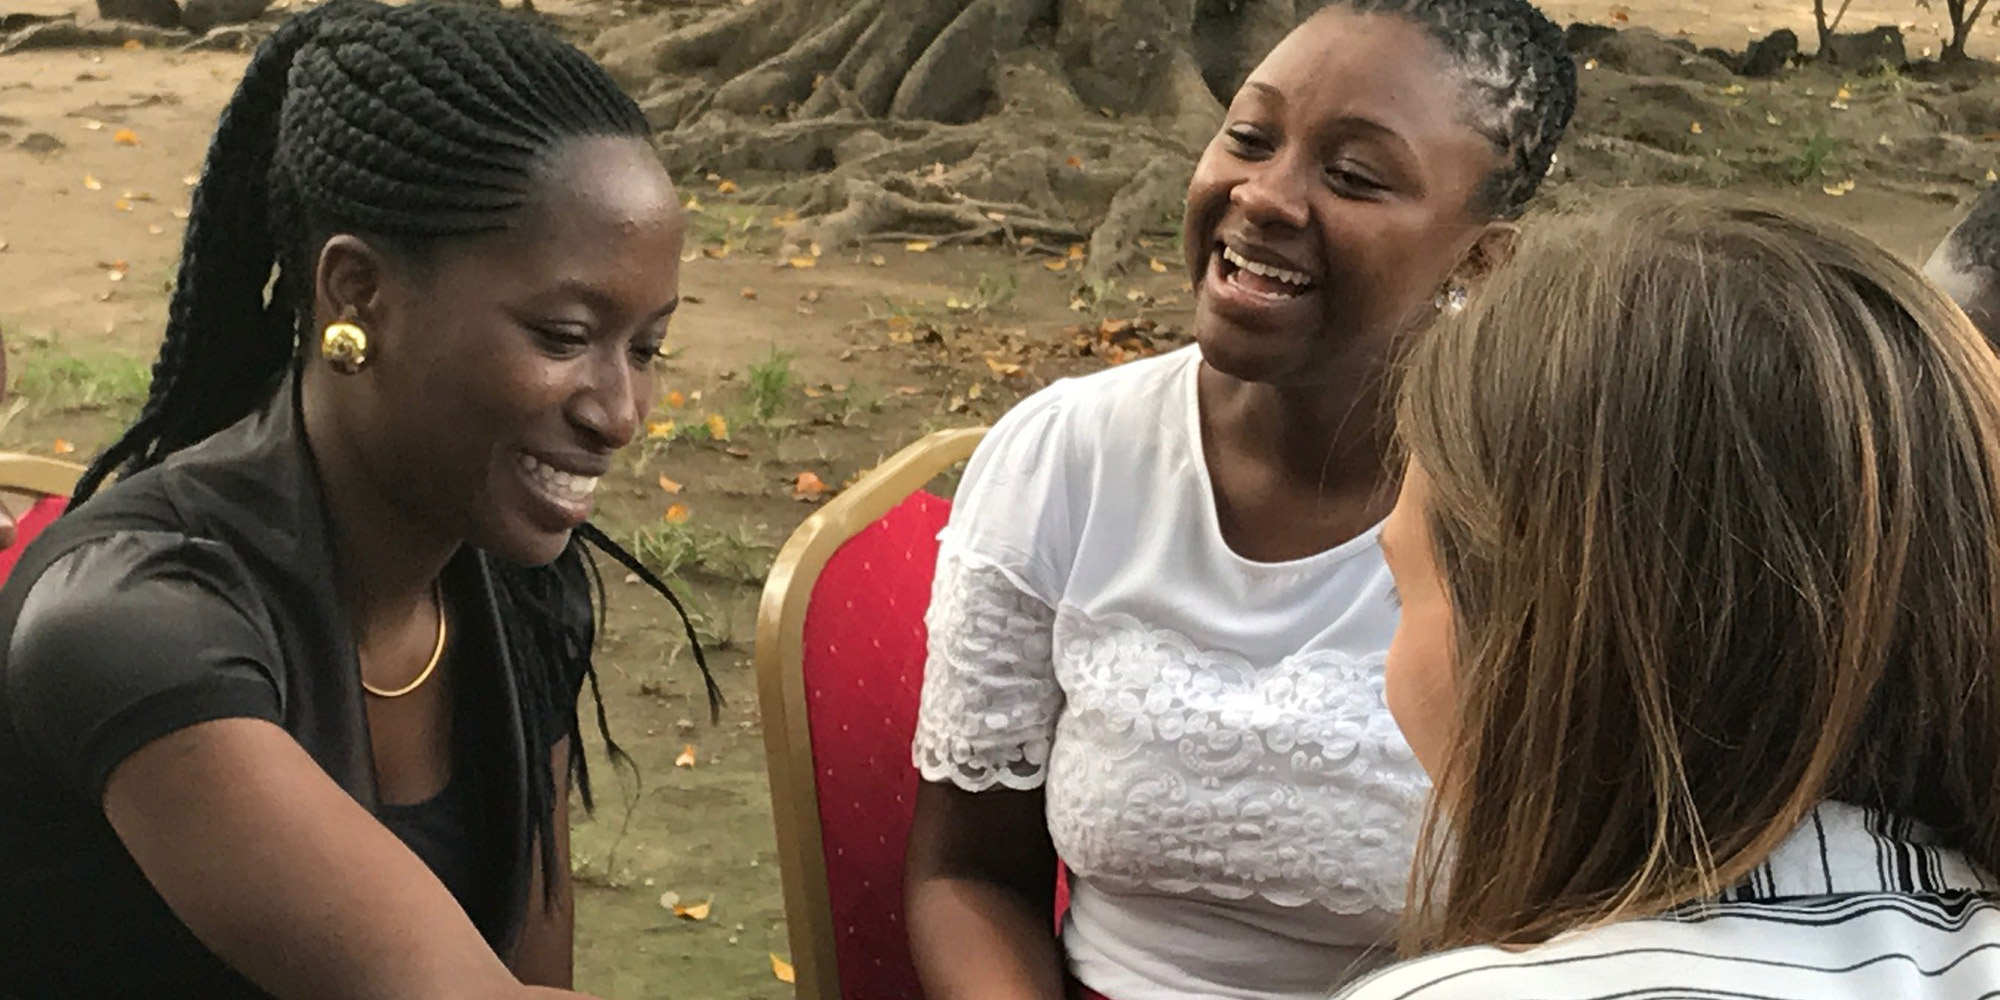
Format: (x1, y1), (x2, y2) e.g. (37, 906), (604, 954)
(362, 583), (448, 699)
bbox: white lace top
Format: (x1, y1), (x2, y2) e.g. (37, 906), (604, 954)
(912, 347), (1426, 1000)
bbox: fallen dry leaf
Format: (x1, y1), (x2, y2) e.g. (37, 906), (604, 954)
(1065, 156), (1082, 168)
(52, 439), (74, 455)
(706, 413), (730, 441)
(1988, 169), (1998, 183)
(787, 256), (817, 269)
(772, 210), (799, 225)
(112, 128), (139, 146)
(182, 174), (197, 186)
(658, 474), (683, 495)
(740, 287), (757, 300)
(1149, 258), (1168, 273)
(703, 244), (731, 259)
(82, 119), (105, 131)
(113, 198), (132, 212)
(674, 898), (712, 921)
(1044, 259), (1068, 272)
(904, 240), (932, 253)
(792, 471), (827, 502)
(675, 743), (697, 767)
(1067, 244), (1086, 261)
(948, 395), (969, 413)
(664, 503), (692, 524)
(716, 179), (739, 194)
(648, 419), (677, 439)
(172, 208), (189, 220)
(985, 356), (1024, 378)
(83, 174), (103, 191)
(1688, 121), (1704, 135)
(802, 385), (824, 398)
(725, 446), (751, 459)
(868, 254), (887, 267)
(121, 38), (143, 50)
(771, 955), (795, 984)
(1583, 58), (1599, 70)
(896, 386), (922, 396)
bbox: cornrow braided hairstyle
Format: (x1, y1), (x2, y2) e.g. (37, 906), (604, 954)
(70, 0), (719, 906)
(1324, 0), (1577, 218)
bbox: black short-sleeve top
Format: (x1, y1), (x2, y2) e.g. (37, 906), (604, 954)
(0, 375), (587, 999)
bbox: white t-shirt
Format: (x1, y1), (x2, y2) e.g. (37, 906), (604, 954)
(911, 347), (1425, 1000)
(1337, 801), (2000, 1000)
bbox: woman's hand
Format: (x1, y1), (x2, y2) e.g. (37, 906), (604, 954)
(103, 718), (598, 1000)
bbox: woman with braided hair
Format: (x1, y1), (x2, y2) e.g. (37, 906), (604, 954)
(903, 2), (1576, 999)
(0, 2), (702, 997)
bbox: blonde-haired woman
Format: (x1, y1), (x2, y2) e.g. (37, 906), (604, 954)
(1345, 193), (2000, 999)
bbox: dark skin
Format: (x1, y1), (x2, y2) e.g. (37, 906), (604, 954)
(906, 12), (1512, 1000)
(99, 136), (686, 1000)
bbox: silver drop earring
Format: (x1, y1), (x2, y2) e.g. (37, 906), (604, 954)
(1434, 284), (1469, 316)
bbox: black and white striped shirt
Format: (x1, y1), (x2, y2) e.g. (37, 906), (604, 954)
(1336, 802), (2000, 999)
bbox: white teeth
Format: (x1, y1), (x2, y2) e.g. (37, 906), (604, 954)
(518, 455), (599, 502)
(1222, 246), (1314, 288)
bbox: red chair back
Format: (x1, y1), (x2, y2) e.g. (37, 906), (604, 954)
(0, 495), (67, 585)
(796, 489), (952, 1000)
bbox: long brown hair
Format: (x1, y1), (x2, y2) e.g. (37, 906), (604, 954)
(1396, 191), (2000, 950)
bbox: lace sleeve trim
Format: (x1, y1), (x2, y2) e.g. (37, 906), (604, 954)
(911, 547), (1062, 792)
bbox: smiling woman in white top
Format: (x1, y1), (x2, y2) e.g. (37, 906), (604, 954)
(1354, 193), (2000, 1000)
(901, 2), (1577, 999)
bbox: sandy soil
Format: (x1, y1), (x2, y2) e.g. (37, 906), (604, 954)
(2, 1), (1997, 997)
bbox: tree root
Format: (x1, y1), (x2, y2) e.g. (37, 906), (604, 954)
(0, 18), (191, 53)
(890, 0), (1049, 121)
(1081, 155), (1189, 285)
(711, 0), (884, 115)
(785, 177), (1085, 252)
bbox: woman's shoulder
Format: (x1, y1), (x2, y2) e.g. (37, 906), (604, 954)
(974, 346), (1197, 470)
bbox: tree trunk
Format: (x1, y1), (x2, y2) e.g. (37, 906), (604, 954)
(601, 0), (1297, 271)
(1943, 0), (1991, 62)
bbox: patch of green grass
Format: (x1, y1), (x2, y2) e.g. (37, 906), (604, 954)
(1784, 128), (1841, 185)
(625, 520), (772, 587)
(965, 270), (1020, 313)
(745, 347), (796, 424)
(15, 349), (149, 418)
(823, 384), (884, 427)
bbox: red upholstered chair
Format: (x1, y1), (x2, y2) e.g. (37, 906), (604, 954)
(0, 454), (83, 585)
(756, 428), (988, 1000)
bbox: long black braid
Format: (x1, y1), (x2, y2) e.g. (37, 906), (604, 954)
(69, 0), (719, 906)
(1325, 0), (1577, 218)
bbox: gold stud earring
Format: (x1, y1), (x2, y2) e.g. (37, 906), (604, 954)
(321, 320), (369, 375)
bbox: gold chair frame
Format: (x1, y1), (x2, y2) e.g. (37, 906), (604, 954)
(754, 426), (986, 1000)
(0, 453), (84, 501)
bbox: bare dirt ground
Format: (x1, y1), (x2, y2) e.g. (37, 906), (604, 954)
(2, 1), (1997, 997)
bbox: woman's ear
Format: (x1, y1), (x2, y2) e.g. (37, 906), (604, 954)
(312, 235), (389, 329)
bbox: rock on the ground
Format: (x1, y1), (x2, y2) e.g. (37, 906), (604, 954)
(1740, 28), (1799, 77)
(17, 132), (65, 155)
(1822, 26), (1906, 70)
(1588, 27), (1734, 84)
(1565, 21), (1618, 53)
(180, 0), (270, 33)
(96, 0), (179, 28)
